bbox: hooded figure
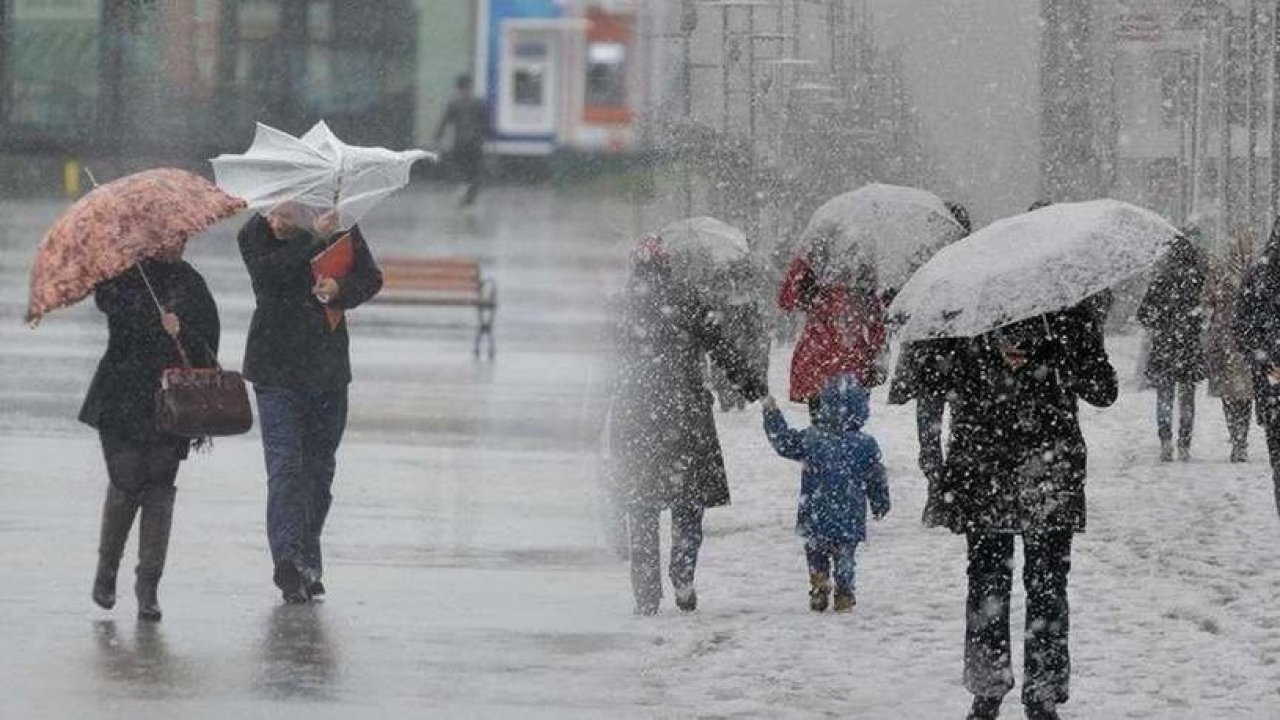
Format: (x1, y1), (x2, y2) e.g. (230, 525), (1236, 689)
(610, 236), (768, 615)
(1205, 227), (1256, 462)
(1232, 222), (1280, 519)
(763, 374), (889, 613)
(1137, 230), (1207, 461)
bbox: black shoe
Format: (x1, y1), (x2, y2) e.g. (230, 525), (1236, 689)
(274, 560), (310, 605)
(674, 585), (697, 613)
(308, 581), (326, 601)
(136, 576), (162, 622)
(1230, 446), (1248, 463)
(967, 695), (1002, 720)
(1023, 701), (1060, 720)
(809, 573), (830, 613)
(92, 568), (117, 610)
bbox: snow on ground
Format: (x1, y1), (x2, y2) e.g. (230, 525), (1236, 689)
(2, 189), (1279, 718)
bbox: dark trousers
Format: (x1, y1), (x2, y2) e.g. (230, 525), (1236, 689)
(1156, 381), (1196, 448)
(628, 500), (704, 610)
(805, 540), (857, 595)
(1223, 399), (1252, 455)
(965, 531), (1073, 706)
(256, 385), (348, 582)
(454, 141), (483, 204)
(1259, 393), (1280, 518)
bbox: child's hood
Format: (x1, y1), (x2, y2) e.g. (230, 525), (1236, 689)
(815, 373), (870, 433)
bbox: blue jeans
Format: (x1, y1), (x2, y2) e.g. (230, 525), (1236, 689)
(255, 385), (348, 582)
(805, 540), (857, 595)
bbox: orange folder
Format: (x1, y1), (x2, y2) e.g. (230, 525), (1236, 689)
(311, 232), (354, 331)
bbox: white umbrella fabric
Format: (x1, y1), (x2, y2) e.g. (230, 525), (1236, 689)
(887, 199), (1180, 342)
(656, 216), (752, 299)
(210, 121), (435, 229)
(799, 183), (966, 289)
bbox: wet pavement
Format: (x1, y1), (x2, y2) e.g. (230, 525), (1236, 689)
(0, 186), (668, 718)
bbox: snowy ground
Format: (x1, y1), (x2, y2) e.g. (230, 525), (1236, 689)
(2, 188), (1279, 718)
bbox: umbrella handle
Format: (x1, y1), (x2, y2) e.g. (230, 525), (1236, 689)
(136, 264), (193, 368)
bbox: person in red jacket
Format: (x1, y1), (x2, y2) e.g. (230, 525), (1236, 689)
(778, 238), (887, 415)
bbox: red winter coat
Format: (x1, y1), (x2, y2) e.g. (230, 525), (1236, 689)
(778, 257), (886, 402)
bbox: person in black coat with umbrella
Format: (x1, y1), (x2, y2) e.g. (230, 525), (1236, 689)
(1137, 230), (1207, 462)
(925, 300), (1117, 720)
(610, 237), (768, 615)
(1233, 222), (1280, 520)
(82, 253), (220, 621)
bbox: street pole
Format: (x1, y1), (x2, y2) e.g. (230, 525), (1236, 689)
(681, 0), (695, 217)
(1220, 8), (1232, 245)
(1272, 0), (1280, 230)
(1248, 0), (1260, 235)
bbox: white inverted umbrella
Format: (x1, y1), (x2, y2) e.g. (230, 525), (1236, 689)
(799, 183), (966, 290)
(210, 121), (435, 229)
(887, 199), (1180, 342)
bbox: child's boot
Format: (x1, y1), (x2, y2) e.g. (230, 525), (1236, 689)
(808, 573), (830, 612)
(833, 591), (856, 613)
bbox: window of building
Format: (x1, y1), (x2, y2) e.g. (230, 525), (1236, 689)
(585, 41), (626, 108)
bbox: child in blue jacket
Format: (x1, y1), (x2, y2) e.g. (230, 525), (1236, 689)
(763, 373), (890, 612)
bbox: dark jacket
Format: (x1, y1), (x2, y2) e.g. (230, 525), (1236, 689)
(764, 374), (890, 544)
(1138, 238), (1207, 384)
(927, 304), (1117, 534)
(1233, 227), (1280, 418)
(79, 260), (220, 441)
(610, 264), (768, 510)
(435, 95), (489, 148)
(239, 215), (383, 391)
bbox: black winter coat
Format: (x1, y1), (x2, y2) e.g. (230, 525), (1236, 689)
(610, 266), (768, 510)
(927, 305), (1117, 534)
(79, 260), (220, 442)
(239, 216), (383, 391)
(1233, 229), (1280, 418)
(1138, 240), (1207, 384)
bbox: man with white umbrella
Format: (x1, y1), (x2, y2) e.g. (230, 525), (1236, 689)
(239, 203), (383, 604)
(213, 121), (430, 603)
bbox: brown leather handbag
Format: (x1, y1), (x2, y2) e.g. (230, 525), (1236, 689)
(155, 360), (254, 438)
(139, 265), (253, 438)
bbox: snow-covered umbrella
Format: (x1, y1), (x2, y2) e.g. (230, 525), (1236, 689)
(798, 183), (966, 290)
(210, 121), (435, 230)
(887, 199), (1180, 342)
(656, 216), (752, 299)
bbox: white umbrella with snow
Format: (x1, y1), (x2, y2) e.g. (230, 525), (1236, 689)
(887, 199), (1180, 342)
(210, 121), (436, 230)
(656, 216), (753, 298)
(799, 183), (966, 290)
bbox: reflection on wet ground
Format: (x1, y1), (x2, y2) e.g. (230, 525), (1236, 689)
(254, 606), (338, 702)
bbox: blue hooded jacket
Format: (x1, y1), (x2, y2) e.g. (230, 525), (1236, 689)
(764, 374), (890, 544)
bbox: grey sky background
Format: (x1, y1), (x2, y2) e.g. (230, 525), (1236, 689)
(870, 0), (1044, 225)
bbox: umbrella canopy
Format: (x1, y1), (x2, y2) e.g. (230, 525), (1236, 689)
(210, 121), (435, 230)
(799, 183), (966, 290)
(656, 216), (753, 302)
(26, 168), (245, 324)
(887, 199), (1180, 342)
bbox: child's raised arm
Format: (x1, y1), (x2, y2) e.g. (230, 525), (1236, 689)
(763, 396), (807, 461)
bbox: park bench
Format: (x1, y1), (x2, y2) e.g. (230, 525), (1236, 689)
(372, 256), (497, 358)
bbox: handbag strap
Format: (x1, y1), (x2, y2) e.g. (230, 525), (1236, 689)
(136, 263), (195, 369)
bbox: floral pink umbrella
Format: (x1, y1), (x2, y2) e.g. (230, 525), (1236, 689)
(26, 168), (245, 324)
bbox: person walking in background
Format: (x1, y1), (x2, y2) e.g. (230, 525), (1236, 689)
(239, 203), (383, 604)
(610, 236), (768, 616)
(762, 375), (889, 614)
(434, 74), (489, 207)
(1137, 229), (1207, 462)
(925, 301), (1117, 720)
(777, 232), (886, 417)
(1233, 223), (1280, 520)
(1205, 226), (1257, 462)
(83, 252), (220, 621)
(889, 201), (971, 523)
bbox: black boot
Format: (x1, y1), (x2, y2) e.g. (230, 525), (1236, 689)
(967, 695), (1002, 720)
(135, 486), (175, 622)
(93, 485), (138, 610)
(1023, 701), (1061, 720)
